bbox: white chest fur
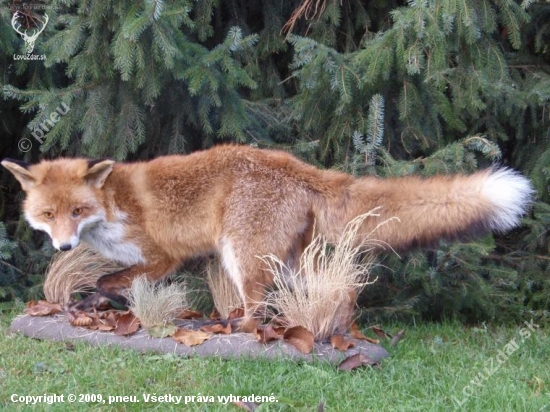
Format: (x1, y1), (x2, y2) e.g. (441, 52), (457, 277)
(80, 212), (145, 267)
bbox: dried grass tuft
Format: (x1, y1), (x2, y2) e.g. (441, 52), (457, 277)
(127, 275), (189, 328)
(44, 244), (124, 305)
(205, 258), (242, 319)
(261, 211), (395, 341)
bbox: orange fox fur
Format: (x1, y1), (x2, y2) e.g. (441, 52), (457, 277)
(2, 145), (533, 331)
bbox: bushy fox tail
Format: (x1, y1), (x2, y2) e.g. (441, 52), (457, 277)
(313, 168), (534, 251)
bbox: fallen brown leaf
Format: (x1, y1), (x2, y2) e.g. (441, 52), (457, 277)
(228, 307), (245, 320)
(350, 322), (379, 344)
(370, 325), (391, 339)
(101, 311), (120, 328)
(338, 353), (380, 371)
(69, 313), (94, 327)
(114, 312), (141, 336)
(173, 328), (211, 346)
(86, 310), (114, 331)
(283, 326), (314, 354)
(330, 334), (355, 351)
(252, 328), (261, 341)
(256, 325), (281, 344)
(528, 376), (543, 395)
(24, 300), (62, 316)
(66, 310), (110, 330)
(389, 329), (405, 347)
(209, 308), (221, 320)
(273, 326), (287, 335)
(201, 322), (232, 335)
(94, 321), (116, 332)
(176, 309), (204, 320)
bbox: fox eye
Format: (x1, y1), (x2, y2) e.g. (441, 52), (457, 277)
(72, 207), (84, 217)
(43, 211), (54, 220)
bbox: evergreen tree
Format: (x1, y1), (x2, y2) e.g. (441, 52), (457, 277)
(0, 0), (548, 322)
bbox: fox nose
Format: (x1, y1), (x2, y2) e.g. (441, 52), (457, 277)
(59, 244), (72, 251)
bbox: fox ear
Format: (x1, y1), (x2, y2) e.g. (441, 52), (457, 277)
(85, 158), (115, 188)
(1, 159), (36, 191)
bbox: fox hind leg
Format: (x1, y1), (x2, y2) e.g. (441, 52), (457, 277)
(220, 237), (274, 332)
(219, 224), (314, 332)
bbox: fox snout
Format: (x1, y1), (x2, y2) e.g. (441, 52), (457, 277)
(35, 218), (81, 252)
(52, 235), (80, 252)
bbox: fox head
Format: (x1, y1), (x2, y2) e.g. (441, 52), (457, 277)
(2, 158), (115, 251)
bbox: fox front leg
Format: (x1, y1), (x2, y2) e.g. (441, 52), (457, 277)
(68, 260), (178, 312)
(67, 269), (134, 311)
(68, 292), (113, 311)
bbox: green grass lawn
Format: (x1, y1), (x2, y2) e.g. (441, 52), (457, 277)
(0, 304), (548, 411)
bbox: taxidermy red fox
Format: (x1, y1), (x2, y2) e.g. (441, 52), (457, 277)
(2, 145), (534, 331)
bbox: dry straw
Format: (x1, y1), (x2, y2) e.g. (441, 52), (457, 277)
(127, 275), (189, 328)
(205, 258), (242, 319)
(261, 210), (396, 341)
(44, 244), (124, 305)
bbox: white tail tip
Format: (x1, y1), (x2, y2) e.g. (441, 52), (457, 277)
(482, 168), (535, 232)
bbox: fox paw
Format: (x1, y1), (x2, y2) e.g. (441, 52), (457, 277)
(67, 293), (112, 313)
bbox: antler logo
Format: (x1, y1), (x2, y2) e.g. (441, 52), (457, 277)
(11, 12), (49, 54)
